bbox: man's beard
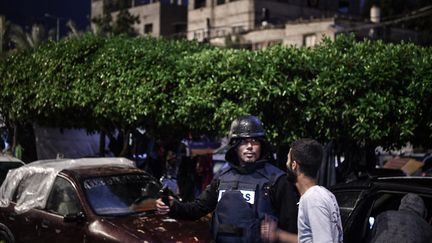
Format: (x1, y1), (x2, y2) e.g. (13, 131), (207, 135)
(286, 167), (297, 183)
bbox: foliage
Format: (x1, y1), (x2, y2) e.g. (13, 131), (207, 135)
(7, 23), (48, 50)
(92, 0), (140, 37)
(112, 9), (140, 36)
(1, 33), (431, 170)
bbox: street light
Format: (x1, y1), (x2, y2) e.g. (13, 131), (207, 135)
(44, 13), (63, 41)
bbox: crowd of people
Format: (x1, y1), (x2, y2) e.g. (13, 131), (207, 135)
(128, 129), (217, 202)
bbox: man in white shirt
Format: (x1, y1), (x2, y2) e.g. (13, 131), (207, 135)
(287, 138), (343, 243)
(262, 138), (343, 243)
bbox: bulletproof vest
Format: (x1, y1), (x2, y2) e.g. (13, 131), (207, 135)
(211, 163), (284, 243)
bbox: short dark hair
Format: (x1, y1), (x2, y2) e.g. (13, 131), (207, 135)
(290, 138), (323, 178)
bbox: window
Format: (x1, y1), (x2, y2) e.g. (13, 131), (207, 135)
(83, 173), (160, 215)
(232, 25), (245, 34)
(194, 31), (201, 39)
(46, 177), (82, 216)
(333, 190), (362, 226)
(12, 172), (49, 203)
(216, 0), (225, 5)
(144, 23), (153, 34)
(304, 34), (317, 47)
(194, 0), (205, 9)
(173, 23), (186, 34)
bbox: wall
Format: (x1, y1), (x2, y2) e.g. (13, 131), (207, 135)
(129, 2), (162, 37)
(187, 0), (254, 41)
(284, 18), (337, 47)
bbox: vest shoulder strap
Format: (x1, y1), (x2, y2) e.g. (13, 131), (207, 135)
(256, 163), (285, 185)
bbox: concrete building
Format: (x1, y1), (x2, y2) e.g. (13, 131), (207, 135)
(186, 0), (366, 43)
(283, 17), (368, 47)
(90, 0), (425, 49)
(91, 0), (187, 38)
(206, 2), (421, 49)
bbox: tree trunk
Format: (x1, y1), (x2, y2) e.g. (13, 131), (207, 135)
(11, 123), (17, 153)
(99, 130), (106, 157)
(119, 129), (130, 157)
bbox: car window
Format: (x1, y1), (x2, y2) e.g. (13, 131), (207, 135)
(333, 190), (362, 226)
(343, 190), (432, 243)
(46, 177), (82, 215)
(12, 172), (48, 204)
(363, 192), (402, 233)
(83, 173), (161, 216)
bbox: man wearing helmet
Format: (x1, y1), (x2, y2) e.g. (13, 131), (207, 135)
(156, 115), (299, 242)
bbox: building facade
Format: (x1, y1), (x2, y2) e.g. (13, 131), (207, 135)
(186, 0), (371, 47)
(90, 0), (424, 49)
(91, 0), (187, 38)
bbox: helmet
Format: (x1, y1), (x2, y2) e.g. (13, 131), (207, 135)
(228, 115), (266, 145)
(225, 115), (273, 165)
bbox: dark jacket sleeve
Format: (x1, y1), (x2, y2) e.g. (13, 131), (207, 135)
(169, 178), (219, 220)
(271, 174), (299, 233)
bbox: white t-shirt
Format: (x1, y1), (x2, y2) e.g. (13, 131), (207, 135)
(298, 185), (343, 243)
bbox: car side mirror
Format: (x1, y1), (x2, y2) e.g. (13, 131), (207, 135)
(64, 211), (86, 223)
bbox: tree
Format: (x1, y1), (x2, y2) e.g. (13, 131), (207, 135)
(1, 34), (431, 177)
(112, 9), (140, 36)
(92, 0), (140, 37)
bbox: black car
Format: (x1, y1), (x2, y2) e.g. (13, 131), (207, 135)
(330, 176), (432, 243)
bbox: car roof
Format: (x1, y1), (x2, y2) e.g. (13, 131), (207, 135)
(0, 157), (136, 214)
(24, 157), (135, 171)
(374, 176), (432, 188)
(60, 164), (145, 178)
(0, 155), (24, 164)
(331, 176), (432, 191)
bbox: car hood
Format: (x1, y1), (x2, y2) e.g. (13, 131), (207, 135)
(100, 213), (212, 242)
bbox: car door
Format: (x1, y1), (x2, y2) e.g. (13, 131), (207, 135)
(2, 177), (41, 242)
(35, 176), (86, 243)
(332, 189), (363, 226)
(332, 188), (369, 243)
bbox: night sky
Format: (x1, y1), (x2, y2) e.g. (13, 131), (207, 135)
(0, 0), (91, 36)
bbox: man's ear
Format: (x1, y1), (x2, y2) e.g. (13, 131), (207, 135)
(291, 160), (298, 171)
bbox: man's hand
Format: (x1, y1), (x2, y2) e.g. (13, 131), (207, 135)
(261, 215), (278, 242)
(261, 215), (298, 243)
(155, 196), (173, 215)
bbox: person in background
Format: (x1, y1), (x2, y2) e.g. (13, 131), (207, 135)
(262, 138), (343, 243)
(195, 154), (213, 193)
(176, 135), (198, 202)
(369, 193), (432, 243)
(160, 150), (179, 194)
(156, 115), (299, 242)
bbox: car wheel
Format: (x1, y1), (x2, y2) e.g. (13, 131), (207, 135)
(0, 225), (15, 243)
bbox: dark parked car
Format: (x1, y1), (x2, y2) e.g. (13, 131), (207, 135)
(0, 155), (24, 185)
(330, 175), (432, 243)
(0, 158), (211, 243)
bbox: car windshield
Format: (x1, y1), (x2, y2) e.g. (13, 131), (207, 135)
(83, 173), (161, 216)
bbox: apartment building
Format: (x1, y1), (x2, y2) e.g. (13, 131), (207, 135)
(91, 0), (187, 38)
(187, 0), (364, 43)
(91, 0), (423, 49)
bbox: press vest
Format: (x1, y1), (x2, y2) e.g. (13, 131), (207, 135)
(211, 162), (284, 243)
